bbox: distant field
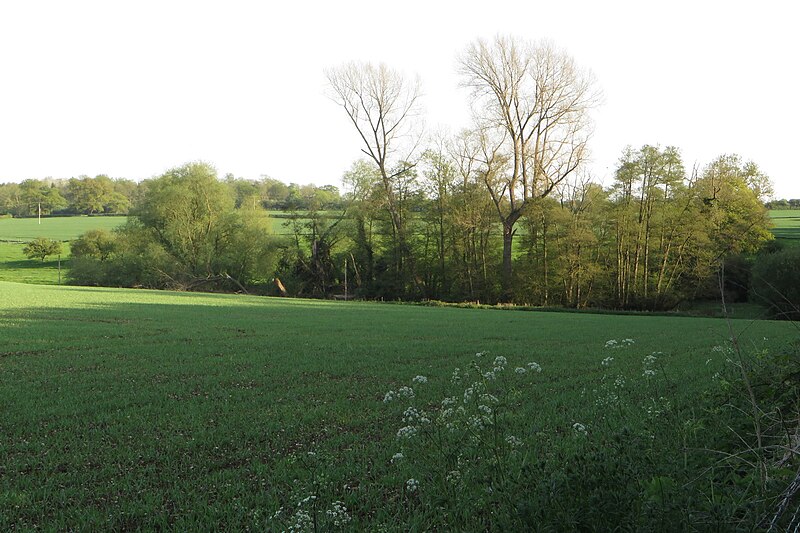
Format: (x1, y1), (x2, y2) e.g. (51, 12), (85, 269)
(0, 216), (128, 242)
(0, 281), (797, 529)
(0, 242), (70, 284)
(770, 209), (800, 244)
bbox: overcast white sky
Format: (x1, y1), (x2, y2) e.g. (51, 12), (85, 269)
(0, 0), (797, 198)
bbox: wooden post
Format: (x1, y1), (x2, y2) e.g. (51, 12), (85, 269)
(58, 254), (61, 284)
(344, 257), (348, 301)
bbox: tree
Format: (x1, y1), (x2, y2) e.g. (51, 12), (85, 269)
(19, 179), (67, 215)
(67, 176), (114, 214)
(327, 61), (422, 295)
(695, 155), (773, 259)
(70, 162), (279, 291)
(459, 36), (600, 299)
(23, 237), (62, 262)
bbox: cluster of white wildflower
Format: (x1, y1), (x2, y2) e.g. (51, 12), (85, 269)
(572, 422), (588, 435)
(451, 367), (462, 384)
(601, 356), (614, 367)
(482, 370), (497, 381)
(412, 375), (428, 384)
(527, 362), (542, 373)
(605, 338), (635, 349)
(406, 478), (419, 492)
(403, 406), (430, 425)
(515, 367), (527, 374)
(493, 355), (507, 370)
(469, 415), (487, 430)
(286, 509), (313, 532)
(383, 385), (415, 403)
(505, 435), (522, 448)
(478, 404), (493, 416)
(475, 351), (488, 358)
(642, 352), (658, 377)
(398, 386), (415, 399)
(445, 470), (462, 485)
(325, 501), (351, 527)
(391, 452), (404, 463)
(645, 396), (672, 417)
(396, 425), (418, 439)
(480, 393), (499, 404)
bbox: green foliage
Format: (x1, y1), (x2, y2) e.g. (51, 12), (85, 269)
(69, 163), (279, 291)
(22, 236), (62, 262)
(751, 246), (800, 320)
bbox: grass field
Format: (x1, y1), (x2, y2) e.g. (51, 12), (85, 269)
(770, 209), (800, 245)
(0, 216), (128, 242)
(1, 281), (797, 530)
(0, 242), (70, 285)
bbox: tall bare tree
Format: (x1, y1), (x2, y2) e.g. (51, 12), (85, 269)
(459, 36), (600, 299)
(326, 62), (422, 292)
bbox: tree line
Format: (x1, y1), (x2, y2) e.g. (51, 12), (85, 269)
(0, 174), (344, 217)
(53, 35), (784, 311)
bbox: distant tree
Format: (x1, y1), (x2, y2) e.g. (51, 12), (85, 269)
(327, 61), (422, 295)
(67, 176), (115, 214)
(458, 36), (601, 299)
(23, 237), (62, 262)
(19, 179), (68, 215)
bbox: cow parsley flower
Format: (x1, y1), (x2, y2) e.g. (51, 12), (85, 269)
(573, 422), (587, 435)
(412, 375), (428, 384)
(326, 501), (351, 526)
(391, 452), (404, 464)
(505, 435), (522, 448)
(383, 390), (396, 403)
(397, 386), (415, 399)
(514, 366), (527, 374)
(402, 407), (420, 422)
(446, 470), (462, 484)
(441, 396), (457, 407)
(527, 362), (542, 373)
(601, 356), (614, 367)
(397, 425), (418, 439)
(406, 478), (419, 492)
(493, 355), (508, 369)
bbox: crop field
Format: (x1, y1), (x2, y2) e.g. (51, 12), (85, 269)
(770, 209), (800, 245)
(1, 281), (797, 530)
(0, 216), (128, 242)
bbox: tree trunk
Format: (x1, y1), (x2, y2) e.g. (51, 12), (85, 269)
(501, 221), (515, 301)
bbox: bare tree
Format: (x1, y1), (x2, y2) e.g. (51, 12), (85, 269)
(459, 35), (600, 299)
(326, 62), (422, 290)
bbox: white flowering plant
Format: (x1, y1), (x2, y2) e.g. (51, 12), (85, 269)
(381, 351), (546, 524)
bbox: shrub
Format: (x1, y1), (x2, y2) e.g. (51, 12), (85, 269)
(751, 247), (800, 319)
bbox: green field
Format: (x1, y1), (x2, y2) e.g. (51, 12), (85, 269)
(0, 242), (70, 285)
(770, 209), (800, 245)
(0, 216), (128, 242)
(1, 281), (797, 530)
